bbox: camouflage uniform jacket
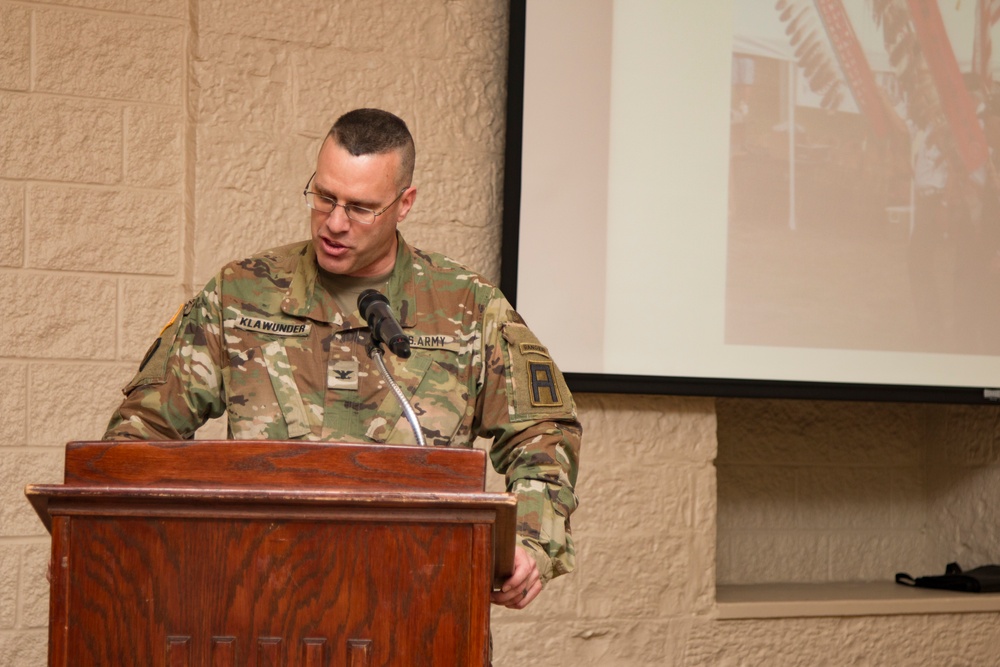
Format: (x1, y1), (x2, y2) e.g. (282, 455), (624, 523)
(105, 235), (581, 582)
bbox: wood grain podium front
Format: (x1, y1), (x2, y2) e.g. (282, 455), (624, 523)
(25, 441), (516, 667)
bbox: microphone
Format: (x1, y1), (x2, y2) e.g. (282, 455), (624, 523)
(358, 289), (411, 358)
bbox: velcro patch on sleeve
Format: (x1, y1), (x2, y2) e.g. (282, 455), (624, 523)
(501, 322), (574, 422)
(123, 301), (189, 394)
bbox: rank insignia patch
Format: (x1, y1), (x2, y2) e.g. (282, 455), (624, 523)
(328, 360), (359, 390)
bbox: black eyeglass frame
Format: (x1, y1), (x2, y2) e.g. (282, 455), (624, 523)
(303, 171), (408, 225)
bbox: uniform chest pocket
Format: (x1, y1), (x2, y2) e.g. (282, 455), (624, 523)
(368, 354), (466, 447)
(226, 341), (314, 439)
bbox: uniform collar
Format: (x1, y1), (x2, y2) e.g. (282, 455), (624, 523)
(385, 233), (417, 328)
(282, 234), (416, 329)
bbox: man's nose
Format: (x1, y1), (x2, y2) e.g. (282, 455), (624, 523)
(323, 204), (352, 232)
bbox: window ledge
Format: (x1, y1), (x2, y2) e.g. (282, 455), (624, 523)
(717, 581), (1000, 619)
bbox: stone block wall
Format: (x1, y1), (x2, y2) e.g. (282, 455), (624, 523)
(4, 1), (1000, 665)
(1, 1), (186, 663)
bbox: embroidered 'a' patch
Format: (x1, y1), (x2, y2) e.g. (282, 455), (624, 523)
(526, 360), (563, 408)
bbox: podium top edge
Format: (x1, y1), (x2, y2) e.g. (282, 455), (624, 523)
(59, 440), (489, 494)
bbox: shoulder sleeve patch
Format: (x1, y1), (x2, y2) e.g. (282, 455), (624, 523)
(501, 321), (574, 422)
(122, 301), (190, 395)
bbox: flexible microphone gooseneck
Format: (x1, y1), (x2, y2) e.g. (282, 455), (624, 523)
(357, 290), (425, 446)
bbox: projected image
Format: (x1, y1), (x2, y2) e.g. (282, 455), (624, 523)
(726, 0), (1000, 356)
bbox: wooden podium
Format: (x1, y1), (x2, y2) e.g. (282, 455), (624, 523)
(25, 441), (516, 667)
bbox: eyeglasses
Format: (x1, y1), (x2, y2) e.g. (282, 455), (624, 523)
(303, 172), (407, 225)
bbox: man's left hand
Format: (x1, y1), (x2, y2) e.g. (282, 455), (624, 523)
(491, 546), (541, 609)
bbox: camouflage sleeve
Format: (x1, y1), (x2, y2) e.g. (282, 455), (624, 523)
(103, 279), (226, 440)
(476, 291), (582, 584)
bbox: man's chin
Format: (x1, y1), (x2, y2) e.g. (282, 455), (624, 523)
(316, 254), (351, 276)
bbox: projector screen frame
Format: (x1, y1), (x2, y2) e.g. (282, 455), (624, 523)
(499, 0), (1000, 405)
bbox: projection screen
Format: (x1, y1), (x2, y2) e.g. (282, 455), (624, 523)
(501, 0), (1000, 403)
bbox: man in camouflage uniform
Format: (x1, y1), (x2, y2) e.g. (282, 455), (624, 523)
(104, 108), (581, 609)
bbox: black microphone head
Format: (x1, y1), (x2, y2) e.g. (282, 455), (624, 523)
(357, 289), (411, 358)
(358, 289), (389, 321)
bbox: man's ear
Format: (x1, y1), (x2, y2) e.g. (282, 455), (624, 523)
(396, 186), (417, 222)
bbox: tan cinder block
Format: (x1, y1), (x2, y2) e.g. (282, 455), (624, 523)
(194, 33), (294, 136)
(120, 279), (187, 361)
(0, 94), (122, 184)
(682, 613), (1000, 666)
(494, 618), (693, 667)
(0, 543), (18, 628)
(927, 465), (1000, 568)
(27, 185), (181, 275)
(290, 49), (417, 138)
(19, 542), (51, 628)
(411, 56), (507, 154)
(191, 129), (313, 287)
(420, 154), (503, 233)
(441, 0), (508, 65)
(579, 460), (694, 535)
(796, 466), (892, 530)
(0, 363), (27, 446)
(35, 9), (184, 104)
(580, 394), (716, 462)
(191, 33), (315, 284)
(199, 1), (451, 55)
(716, 464), (797, 531)
(125, 0), (186, 19)
(925, 474), (964, 566)
(0, 273), (117, 359)
(27, 362), (137, 445)
(0, 450), (62, 537)
(191, 187), (307, 290)
(491, 619), (591, 665)
(717, 398), (923, 466)
(492, 582), (581, 655)
(828, 530), (931, 582)
(688, 524), (717, 613)
(889, 465), (927, 530)
(0, 5), (30, 91)
(800, 400), (923, 466)
(926, 403), (1000, 466)
(0, 629), (47, 666)
(403, 154), (504, 277)
(0, 181), (24, 267)
(691, 463), (717, 530)
(199, 0), (338, 44)
(721, 531), (830, 584)
(576, 534), (695, 617)
(125, 105), (184, 189)
(41, 0), (184, 19)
